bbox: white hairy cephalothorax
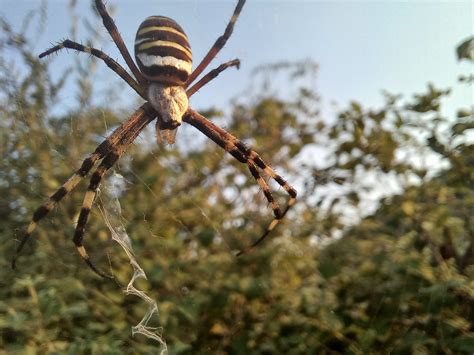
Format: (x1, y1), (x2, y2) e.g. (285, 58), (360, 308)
(147, 83), (188, 144)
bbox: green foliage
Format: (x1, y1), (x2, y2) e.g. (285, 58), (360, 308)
(457, 36), (474, 62)
(1, 10), (473, 354)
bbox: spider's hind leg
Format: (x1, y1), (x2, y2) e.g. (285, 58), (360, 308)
(186, 59), (240, 97)
(39, 39), (145, 98)
(186, 0), (246, 85)
(94, 0), (145, 85)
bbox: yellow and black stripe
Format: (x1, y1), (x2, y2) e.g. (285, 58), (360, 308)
(135, 16), (192, 85)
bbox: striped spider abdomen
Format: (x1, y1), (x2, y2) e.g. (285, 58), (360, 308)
(134, 16), (192, 85)
(134, 16), (193, 144)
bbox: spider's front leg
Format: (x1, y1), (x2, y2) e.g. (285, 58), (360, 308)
(73, 151), (123, 279)
(71, 105), (157, 278)
(183, 109), (297, 255)
(12, 104), (156, 274)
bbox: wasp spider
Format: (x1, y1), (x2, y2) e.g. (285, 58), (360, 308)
(12, 0), (297, 278)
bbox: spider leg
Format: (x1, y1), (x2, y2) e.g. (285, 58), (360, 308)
(12, 103), (156, 271)
(183, 109), (296, 254)
(94, 0), (146, 85)
(247, 162), (282, 219)
(73, 151), (123, 279)
(225, 141), (298, 252)
(12, 143), (109, 270)
(39, 40), (146, 99)
(186, 0), (246, 86)
(72, 104), (156, 278)
(186, 59), (240, 97)
(185, 109), (297, 201)
(180, 110), (281, 218)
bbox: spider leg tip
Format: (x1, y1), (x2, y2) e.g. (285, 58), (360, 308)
(236, 247), (253, 257)
(84, 257), (115, 280)
(235, 59), (241, 69)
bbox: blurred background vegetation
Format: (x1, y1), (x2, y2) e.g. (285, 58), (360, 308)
(1, 3), (473, 354)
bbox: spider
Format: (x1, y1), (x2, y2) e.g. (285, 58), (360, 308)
(12, 0), (297, 279)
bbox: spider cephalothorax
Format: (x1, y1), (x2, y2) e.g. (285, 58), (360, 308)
(12, 0), (297, 279)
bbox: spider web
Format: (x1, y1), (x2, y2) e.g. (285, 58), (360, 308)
(97, 173), (167, 354)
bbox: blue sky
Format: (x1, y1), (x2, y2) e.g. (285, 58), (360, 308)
(2, 1), (472, 117)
